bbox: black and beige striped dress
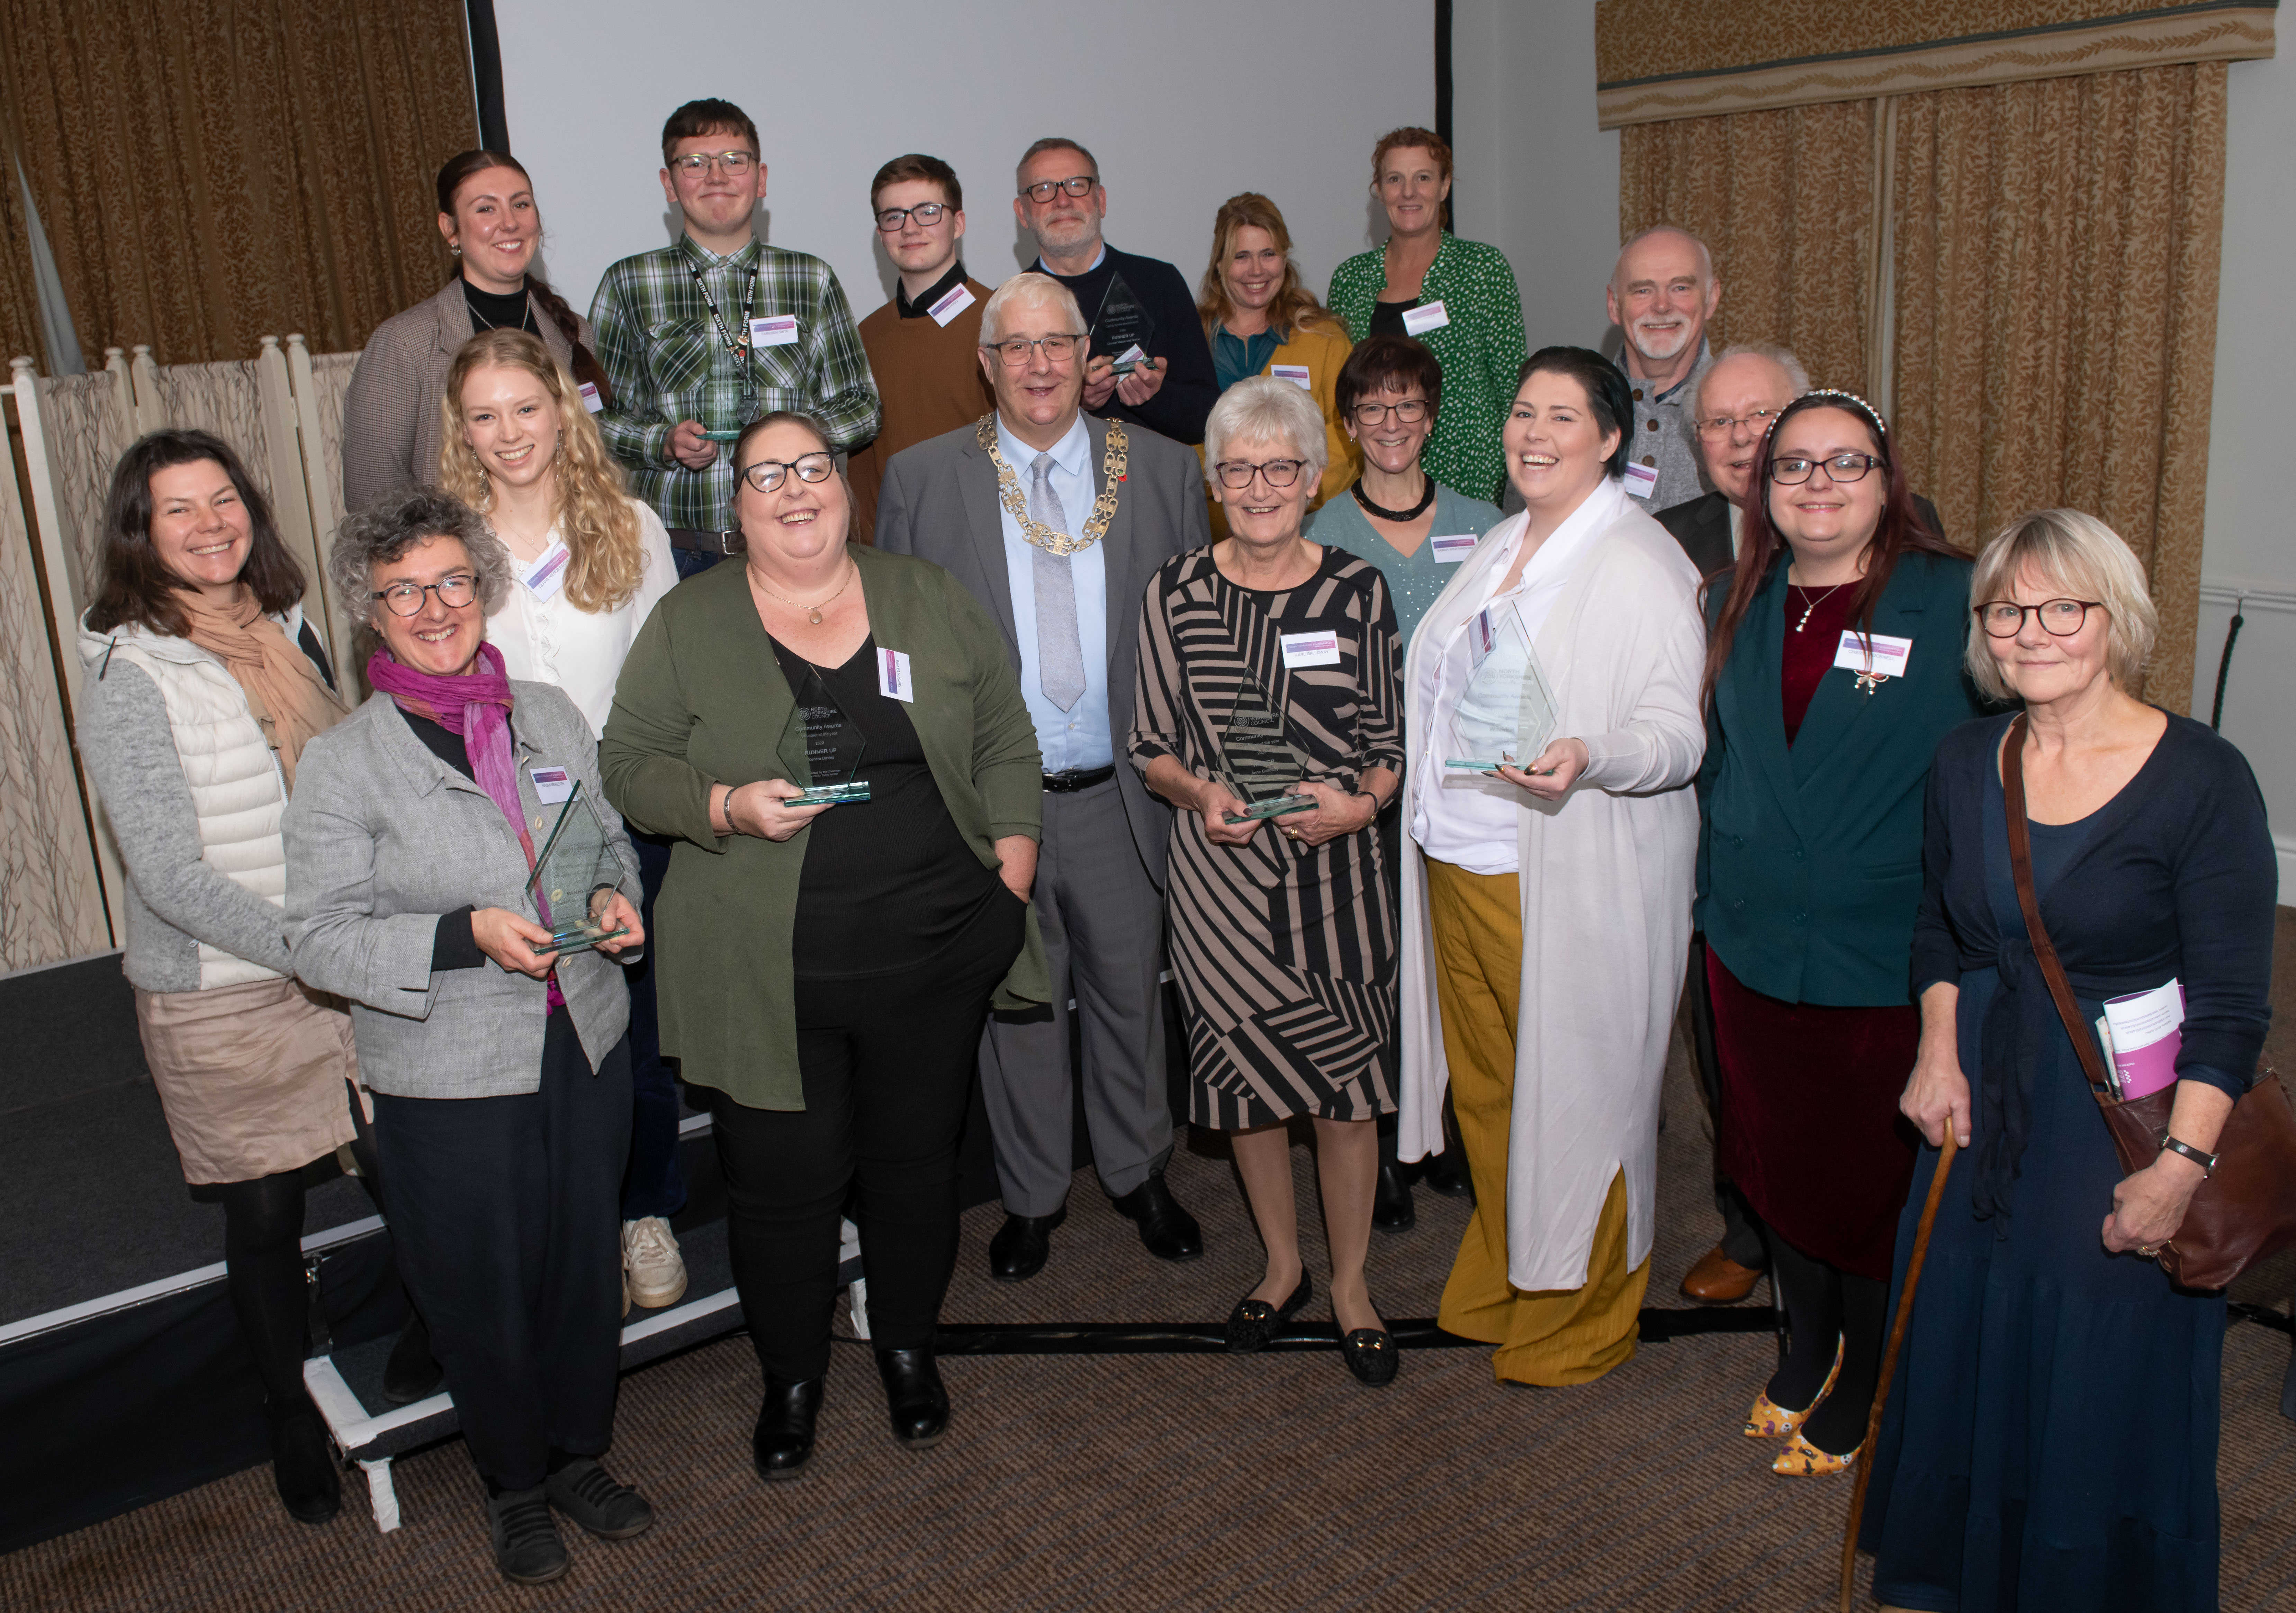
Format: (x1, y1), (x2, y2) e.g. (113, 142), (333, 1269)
(1129, 545), (1405, 1129)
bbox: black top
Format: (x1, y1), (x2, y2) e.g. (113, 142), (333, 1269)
(404, 711), (488, 971)
(895, 261), (969, 320)
(1035, 243), (1218, 445)
(462, 277), (538, 336)
(1367, 298), (1412, 339)
(768, 634), (997, 978)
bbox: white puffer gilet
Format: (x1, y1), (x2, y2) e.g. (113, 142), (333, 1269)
(92, 619), (297, 989)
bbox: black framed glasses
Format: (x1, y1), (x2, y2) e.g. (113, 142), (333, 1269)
(1768, 453), (1885, 485)
(1020, 174), (1096, 203)
(984, 334), (1083, 367)
(1696, 407), (1783, 438)
(739, 453), (837, 493)
(1212, 458), (1307, 490)
(373, 574), (477, 616)
(1350, 399), (1430, 426)
(1975, 599), (2103, 638)
(875, 201), (949, 233)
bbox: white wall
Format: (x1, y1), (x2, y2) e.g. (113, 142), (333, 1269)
(495, 0), (1430, 325)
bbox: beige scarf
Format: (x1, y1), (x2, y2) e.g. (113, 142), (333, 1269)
(177, 589), (346, 792)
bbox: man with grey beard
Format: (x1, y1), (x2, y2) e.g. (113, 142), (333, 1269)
(1607, 225), (1722, 513)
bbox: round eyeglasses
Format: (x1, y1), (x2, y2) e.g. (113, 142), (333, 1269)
(372, 574), (477, 616)
(1212, 458), (1307, 490)
(739, 453), (837, 493)
(875, 202), (949, 233)
(1768, 453), (1884, 485)
(1975, 599), (2103, 638)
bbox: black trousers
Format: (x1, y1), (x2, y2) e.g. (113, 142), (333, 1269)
(371, 1012), (632, 1491)
(712, 889), (1026, 1382)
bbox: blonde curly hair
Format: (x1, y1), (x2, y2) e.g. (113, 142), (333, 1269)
(437, 329), (646, 614)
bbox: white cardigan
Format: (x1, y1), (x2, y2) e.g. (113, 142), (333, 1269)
(1396, 491), (1708, 1290)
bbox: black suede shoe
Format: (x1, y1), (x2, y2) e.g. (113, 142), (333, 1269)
(874, 1348), (951, 1449)
(544, 1457), (654, 1540)
(987, 1207), (1065, 1283)
(1340, 1326), (1400, 1387)
(486, 1486), (570, 1584)
(1110, 1170), (1204, 1262)
(1225, 1272), (1312, 1354)
(1372, 1161), (1417, 1233)
(381, 1311), (445, 1405)
(753, 1376), (824, 1482)
(1420, 1149), (1473, 1199)
(265, 1392), (340, 1525)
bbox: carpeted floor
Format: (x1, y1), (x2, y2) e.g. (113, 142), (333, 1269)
(9, 935), (2296, 1611)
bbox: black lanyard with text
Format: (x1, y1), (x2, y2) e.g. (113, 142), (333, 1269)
(689, 260), (761, 411)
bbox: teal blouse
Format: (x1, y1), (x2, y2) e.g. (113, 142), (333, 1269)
(1213, 326), (1283, 392)
(1303, 484), (1507, 646)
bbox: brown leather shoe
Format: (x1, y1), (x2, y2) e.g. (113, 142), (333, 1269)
(1680, 1244), (1763, 1305)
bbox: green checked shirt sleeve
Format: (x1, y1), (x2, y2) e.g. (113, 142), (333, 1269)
(589, 237), (882, 531)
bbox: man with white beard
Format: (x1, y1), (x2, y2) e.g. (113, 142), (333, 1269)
(1605, 226), (1722, 513)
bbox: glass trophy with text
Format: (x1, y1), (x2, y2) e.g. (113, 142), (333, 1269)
(1218, 676), (1317, 824)
(1093, 272), (1158, 375)
(1444, 604), (1559, 773)
(778, 668), (871, 804)
(526, 783), (630, 954)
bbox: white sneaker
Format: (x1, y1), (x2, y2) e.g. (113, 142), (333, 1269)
(622, 1217), (687, 1309)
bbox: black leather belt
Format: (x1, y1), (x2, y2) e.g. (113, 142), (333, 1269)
(1042, 765), (1116, 793)
(667, 527), (744, 555)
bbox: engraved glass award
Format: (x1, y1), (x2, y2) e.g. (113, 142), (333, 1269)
(1218, 676), (1317, 823)
(526, 782), (631, 954)
(777, 667), (871, 804)
(1444, 604), (1559, 772)
(1093, 272), (1158, 375)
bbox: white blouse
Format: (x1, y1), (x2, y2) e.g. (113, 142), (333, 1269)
(486, 498), (679, 738)
(1410, 478), (1629, 876)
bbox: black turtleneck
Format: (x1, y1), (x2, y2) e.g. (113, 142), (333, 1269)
(463, 277), (538, 335)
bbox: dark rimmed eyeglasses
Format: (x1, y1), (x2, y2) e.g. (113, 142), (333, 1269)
(1212, 458), (1307, 490)
(1019, 174), (1096, 203)
(1974, 599), (2103, 638)
(983, 334), (1084, 367)
(875, 202), (950, 233)
(1350, 399), (1430, 426)
(738, 453), (836, 493)
(373, 574), (477, 616)
(1768, 453), (1885, 485)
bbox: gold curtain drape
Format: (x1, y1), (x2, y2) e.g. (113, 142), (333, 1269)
(0, 0), (477, 369)
(1618, 100), (1880, 397)
(0, 133), (45, 369)
(1890, 63), (2226, 708)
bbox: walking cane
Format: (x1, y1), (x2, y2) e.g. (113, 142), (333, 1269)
(1838, 1131), (1957, 1613)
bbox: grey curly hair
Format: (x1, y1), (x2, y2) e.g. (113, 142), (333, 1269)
(328, 487), (512, 625)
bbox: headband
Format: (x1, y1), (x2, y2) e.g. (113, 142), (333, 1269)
(1790, 387), (1890, 446)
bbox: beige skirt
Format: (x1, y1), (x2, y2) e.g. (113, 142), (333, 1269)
(134, 976), (361, 1185)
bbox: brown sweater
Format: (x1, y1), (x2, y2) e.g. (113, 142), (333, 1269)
(845, 275), (995, 545)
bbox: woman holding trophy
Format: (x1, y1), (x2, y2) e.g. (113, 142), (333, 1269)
(1131, 377), (1406, 1386)
(598, 411), (1047, 1482)
(1396, 347), (1706, 1387)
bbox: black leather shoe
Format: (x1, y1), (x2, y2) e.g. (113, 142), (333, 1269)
(1225, 1272), (1313, 1354)
(266, 1392), (341, 1525)
(987, 1207), (1065, 1283)
(752, 1376), (823, 1482)
(1420, 1149), (1473, 1199)
(381, 1310), (445, 1405)
(1372, 1161), (1416, 1233)
(486, 1486), (569, 1584)
(874, 1348), (951, 1449)
(1110, 1170), (1204, 1263)
(1340, 1326), (1400, 1387)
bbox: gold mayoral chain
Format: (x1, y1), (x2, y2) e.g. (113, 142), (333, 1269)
(977, 414), (1126, 557)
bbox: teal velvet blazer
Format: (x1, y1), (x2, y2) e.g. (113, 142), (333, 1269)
(1696, 548), (1989, 1007)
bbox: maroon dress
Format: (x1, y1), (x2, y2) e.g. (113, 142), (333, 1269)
(1709, 585), (1921, 1280)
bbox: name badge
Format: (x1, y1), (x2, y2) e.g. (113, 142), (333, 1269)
(749, 314), (800, 349)
(1833, 631), (1913, 678)
(1401, 301), (1450, 337)
(576, 381), (604, 415)
(529, 766), (574, 805)
(877, 647), (915, 702)
(1279, 631), (1341, 669)
(519, 539), (571, 601)
(1430, 534), (1478, 564)
(1269, 364), (1312, 391)
(1468, 606), (1503, 669)
(1622, 462), (1660, 500)
(927, 281), (976, 327)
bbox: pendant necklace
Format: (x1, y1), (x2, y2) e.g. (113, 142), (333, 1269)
(1789, 581), (1848, 633)
(753, 562), (854, 624)
(1351, 475), (1434, 523)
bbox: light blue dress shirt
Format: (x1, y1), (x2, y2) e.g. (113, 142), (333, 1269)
(995, 413), (1111, 771)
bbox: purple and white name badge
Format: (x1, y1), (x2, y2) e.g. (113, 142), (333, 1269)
(877, 647), (915, 702)
(749, 314), (800, 349)
(927, 282), (976, 327)
(1430, 534), (1478, 564)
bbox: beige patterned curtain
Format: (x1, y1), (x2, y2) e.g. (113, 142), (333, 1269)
(1889, 64), (2227, 707)
(1618, 100), (1880, 398)
(0, 0), (476, 369)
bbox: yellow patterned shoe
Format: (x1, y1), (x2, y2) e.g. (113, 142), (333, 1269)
(1772, 1430), (1857, 1476)
(1741, 1340), (1845, 1438)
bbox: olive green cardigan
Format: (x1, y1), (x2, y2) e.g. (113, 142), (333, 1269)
(598, 545), (1049, 1110)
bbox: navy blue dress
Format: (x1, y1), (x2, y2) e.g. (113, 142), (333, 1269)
(1860, 713), (2276, 1612)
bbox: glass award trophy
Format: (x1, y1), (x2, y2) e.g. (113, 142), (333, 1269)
(526, 782), (630, 954)
(1444, 604), (1559, 773)
(1093, 272), (1158, 375)
(1218, 676), (1317, 824)
(777, 667), (871, 805)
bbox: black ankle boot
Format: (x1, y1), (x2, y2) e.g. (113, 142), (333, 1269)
(1373, 1161), (1416, 1232)
(753, 1376), (823, 1481)
(874, 1348), (951, 1449)
(266, 1392), (341, 1525)
(381, 1310), (444, 1405)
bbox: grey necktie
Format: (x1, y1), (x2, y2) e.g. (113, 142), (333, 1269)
(1030, 452), (1087, 712)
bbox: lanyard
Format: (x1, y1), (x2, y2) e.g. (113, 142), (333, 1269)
(689, 257), (761, 413)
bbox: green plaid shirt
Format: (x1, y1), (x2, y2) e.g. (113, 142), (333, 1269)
(589, 236), (880, 531)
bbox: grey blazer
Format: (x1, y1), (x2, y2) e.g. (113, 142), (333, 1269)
(874, 413), (1208, 886)
(284, 680), (641, 1100)
(340, 278), (589, 513)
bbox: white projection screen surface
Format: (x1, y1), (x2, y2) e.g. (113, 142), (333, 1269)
(494, 0), (1435, 331)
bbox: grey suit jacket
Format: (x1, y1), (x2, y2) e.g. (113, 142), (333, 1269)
(874, 413), (1208, 885)
(284, 681), (641, 1100)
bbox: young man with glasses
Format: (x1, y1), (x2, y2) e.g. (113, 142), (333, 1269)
(1014, 138), (1217, 446)
(589, 98), (879, 578)
(844, 154), (993, 546)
